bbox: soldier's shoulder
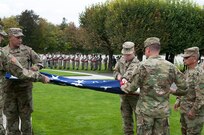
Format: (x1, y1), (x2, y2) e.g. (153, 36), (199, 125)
(0, 48), (8, 57)
(132, 57), (140, 63)
(118, 56), (126, 63)
(21, 44), (31, 49)
(1, 45), (9, 50)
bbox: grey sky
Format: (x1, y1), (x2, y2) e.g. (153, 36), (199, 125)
(0, 0), (203, 27)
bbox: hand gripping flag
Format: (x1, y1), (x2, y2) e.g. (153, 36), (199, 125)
(5, 72), (125, 94)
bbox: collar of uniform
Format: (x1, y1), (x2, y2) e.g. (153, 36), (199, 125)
(148, 55), (161, 59)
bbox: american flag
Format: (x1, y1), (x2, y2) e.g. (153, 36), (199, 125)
(5, 72), (125, 94)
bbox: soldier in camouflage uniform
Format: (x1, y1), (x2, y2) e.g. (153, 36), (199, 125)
(0, 25), (7, 45)
(121, 37), (188, 135)
(81, 54), (85, 70)
(174, 47), (204, 135)
(113, 41), (140, 135)
(84, 54), (89, 70)
(75, 54), (80, 70)
(71, 55), (75, 70)
(2, 28), (47, 135)
(98, 55), (102, 71)
(0, 26), (49, 135)
(103, 55), (108, 70)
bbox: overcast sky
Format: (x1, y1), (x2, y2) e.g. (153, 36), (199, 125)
(0, 0), (203, 27)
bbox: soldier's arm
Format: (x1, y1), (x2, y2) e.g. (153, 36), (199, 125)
(2, 52), (49, 83)
(121, 64), (141, 93)
(113, 61), (121, 80)
(172, 67), (188, 96)
(123, 58), (140, 82)
(30, 48), (44, 71)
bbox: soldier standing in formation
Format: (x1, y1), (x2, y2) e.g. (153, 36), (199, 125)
(2, 28), (47, 135)
(66, 55), (71, 70)
(113, 41), (140, 135)
(49, 54), (54, 69)
(90, 54), (93, 70)
(121, 37), (188, 135)
(75, 54), (80, 70)
(174, 47), (204, 135)
(71, 55), (75, 70)
(103, 55), (108, 70)
(92, 55), (97, 70)
(84, 54), (89, 70)
(58, 54), (64, 69)
(53, 54), (58, 69)
(81, 54), (85, 70)
(98, 55), (102, 71)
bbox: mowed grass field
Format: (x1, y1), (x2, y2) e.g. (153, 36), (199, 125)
(32, 70), (203, 135)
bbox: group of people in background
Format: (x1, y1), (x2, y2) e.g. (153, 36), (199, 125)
(40, 53), (120, 71)
(115, 37), (204, 135)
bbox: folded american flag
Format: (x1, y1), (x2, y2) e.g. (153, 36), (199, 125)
(5, 72), (125, 94)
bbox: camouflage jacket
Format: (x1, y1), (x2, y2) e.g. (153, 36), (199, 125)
(129, 56), (187, 118)
(0, 49), (45, 90)
(3, 44), (43, 70)
(113, 56), (140, 81)
(2, 44), (43, 85)
(180, 66), (204, 116)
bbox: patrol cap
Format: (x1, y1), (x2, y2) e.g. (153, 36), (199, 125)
(0, 25), (7, 36)
(121, 41), (135, 54)
(8, 28), (24, 37)
(183, 47), (199, 58)
(144, 37), (160, 48)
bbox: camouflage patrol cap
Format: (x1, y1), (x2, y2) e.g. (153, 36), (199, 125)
(0, 25), (7, 36)
(121, 41), (135, 54)
(183, 47), (199, 58)
(8, 28), (24, 37)
(144, 37), (160, 48)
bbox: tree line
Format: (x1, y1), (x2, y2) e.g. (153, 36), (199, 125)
(0, 0), (203, 70)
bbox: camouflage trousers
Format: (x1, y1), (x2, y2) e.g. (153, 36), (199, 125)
(4, 85), (33, 135)
(0, 90), (5, 135)
(180, 113), (204, 135)
(137, 114), (170, 135)
(120, 94), (139, 135)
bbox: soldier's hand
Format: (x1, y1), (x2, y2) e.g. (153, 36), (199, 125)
(120, 78), (128, 85)
(120, 82), (130, 93)
(117, 74), (122, 80)
(43, 76), (50, 83)
(187, 110), (195, 119)
(174, 102), (180, 111)
(170, 87), (177, 94)
(31, 66), (39, 71)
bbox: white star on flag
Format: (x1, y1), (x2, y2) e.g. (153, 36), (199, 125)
(100, 86), (112, 90)
(92, 81), (99, 83)
(51, 75), (59, 80)
(71, 80), (84, 86)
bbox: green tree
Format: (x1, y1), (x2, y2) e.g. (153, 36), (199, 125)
(80, 0), (203, 64)
(80, 3), (115, 70)
(17, 10), (41, 51)
(38, 18), (59, 53)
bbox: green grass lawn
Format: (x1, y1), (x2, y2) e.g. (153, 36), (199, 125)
(32, 83), (122, 135)
(31, 70), (204, 135)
